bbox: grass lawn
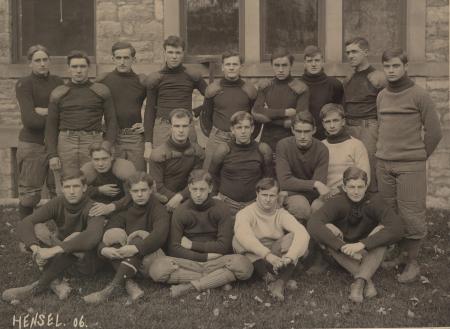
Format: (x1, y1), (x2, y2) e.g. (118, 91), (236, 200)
(0, 206), (449, 329)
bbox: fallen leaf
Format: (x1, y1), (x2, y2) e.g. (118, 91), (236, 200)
(27, 307), (34, 313)
(309, 289), (314, 294)
(409, 296), (419, 306)
(5, 221), (12, 227)
(213, 308), (219, 316)
(407, 309), (415, 318)
(229, 294), (238, 300)
(222, 284), (232, 291)
(195, 295), (202, 301)
(254, 296), (263, 303)
(420, 275), (430, 284)
(243, 322), (256, 328)
(290, 320), (295, 324)
(376, 307), (387, 315)
(310, 301), (317, 307)
(11, 300), (20, 305)
(264, 303), (271, 307)
(341, 304), (350, 314)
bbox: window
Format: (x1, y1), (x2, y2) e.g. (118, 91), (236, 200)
(343, 0), (406, 61)
(13, 0), (95, 62)
(180, 0), (241, 60)
(261, 0), (323, 60)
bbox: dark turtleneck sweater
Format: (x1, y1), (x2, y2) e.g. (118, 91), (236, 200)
(145, 64), (207, 142)
(104, 195), (170, 256)
(87, 167), (126, 204)
(17, 195), (105, 253)
(209, 140), (273, 202)
(300, 70), (344, 140)
(168, 197), (233, 262)
(98, 69), (146, 129)
(252, 76), (309, 149)
(307, 192), (404, 251)
(16, 72), (64, 144)
(204, 78), (256, 132)
(149, 138), (204, 201)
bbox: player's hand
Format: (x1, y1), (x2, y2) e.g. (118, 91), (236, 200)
(314, 181), (331, 196)
(265, 253), (283, 271)
(49, 157), (61, 171)
(131, 122), (144, 134)
(166, 194), (183, 212)
(284, 108), (297, 117)
(283, 119), (292, 129)
(279, 256), (293, 268)
(101, 247), (123, 260)
(98, 184), (120, 196)
(89, 202), (116, 217)
(144, 143), (152, 162)
(30, 245), (46, 268)
(341, 242), (366, 260)
(207, 253), (223, 260)
(35, 107), (48, 116)
(117, 245), (139, 258)
(325, 223), (343, 239)
(181, 236), (193, 249)
(37, 246), (63, 260)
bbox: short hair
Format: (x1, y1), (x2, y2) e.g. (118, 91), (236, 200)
(61, 170), (87, 185)
(126, 172), (154, 190)
(303, 45), (322, 59)
(222, 50), (242, 64)
(319, 103), (345, 120)
(89, 140), (113, 156)
(169, 108), (193, 124)
(270, 48), (294, 65)
(27, 45), (50, 61)
(67, 50), (90, 66)
(188, 169), (213, 186)
(291, 111), (316, 128)
(256, 177), (280, 193)
(345, 37), (370, 51)
(230, 111), (254, 127)
(163, 35), (185, 50)
(111, 41), (136, 57)
(343, 166), (368, 185)
(381, 48), (408, 64)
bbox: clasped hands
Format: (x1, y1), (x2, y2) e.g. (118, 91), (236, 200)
(101, 245), (139, 260)
(265, 253), (293, 273)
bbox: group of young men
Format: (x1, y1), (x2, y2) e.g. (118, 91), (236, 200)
(3, 35), (442, 305)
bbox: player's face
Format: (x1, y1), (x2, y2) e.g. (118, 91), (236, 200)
(62, 178), (87, 204)
(113, 48), (134, 73)
(291, 122), (315, 148)
(272, 56), (292, 81)
(91, 150), (113, 173)
(383, 57), (408, 82)
(222, 56), (241, 80)
(345, 43), (368, 69)
(231, 119), (254, 144)
(130, 181), (152, 205)
(69, 58), (89, 83)
(343, 178), (368, 202)
(164, 45), (184, 69)
(171, 116), (191, 144)
(189, 180), (212, 205)
(322, 111), (345, 136)
(256, 186), (279, 212)
(304, 54), (323, 75)
(30, 50), (50, 76)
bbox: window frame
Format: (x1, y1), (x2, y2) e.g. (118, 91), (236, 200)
(12, 0), (96, 64)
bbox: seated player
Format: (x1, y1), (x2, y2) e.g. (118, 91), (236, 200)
(208, 111), (273, 216)
(81, 141), (136, 217)
(307, 167), (405, 303)
(149, 169), (253, 297)
(149, 108), (204, 212)
(233, 177), (310, 301)
(320, 103), (370, 194)
(276, 111), (329, 221)
(83, 172), (170, 303)
(2, 171), (105, 302)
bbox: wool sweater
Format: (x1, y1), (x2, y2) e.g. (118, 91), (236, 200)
(234, 203), (310, 261)
(376, 80), (442, 161)
(322, 131), (370, 190)
(275, 137), (329, 195)
(344, 66), (386, 120)
(307, 192), (405, 251)
(168, 197), (233, 262)
(252, 76), (309, 149)
(145, 64), (207, 142)
(300, 70), (344, 140)
(149, 138), (205, 201)
(97, 69), (146, 129)
(208, 140), (273, 202)
(16, 73), (64, 144)
(45, 80), (118, 158)
(17, 195), (105, 254)
(103, 195), (170, 256)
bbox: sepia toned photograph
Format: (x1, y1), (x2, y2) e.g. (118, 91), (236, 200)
(0, 1), (449, 328)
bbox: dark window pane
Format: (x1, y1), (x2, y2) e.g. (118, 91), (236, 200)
(262, 0), (318, 56)
(343, 0), (405, 59)
(21, 0), (95, 57)
(186, 0), (239, 56)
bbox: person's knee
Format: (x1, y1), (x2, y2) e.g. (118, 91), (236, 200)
(103, 228), (128, 246)
(63, 231), (80, 242)
(20, 193), (41, 208)
(148, 257), (177, 282)
(34, 223), (55, 246)
(225, 255), (253, 280)
(369, 225), (384, 236)
(286, 195), (311, 221)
